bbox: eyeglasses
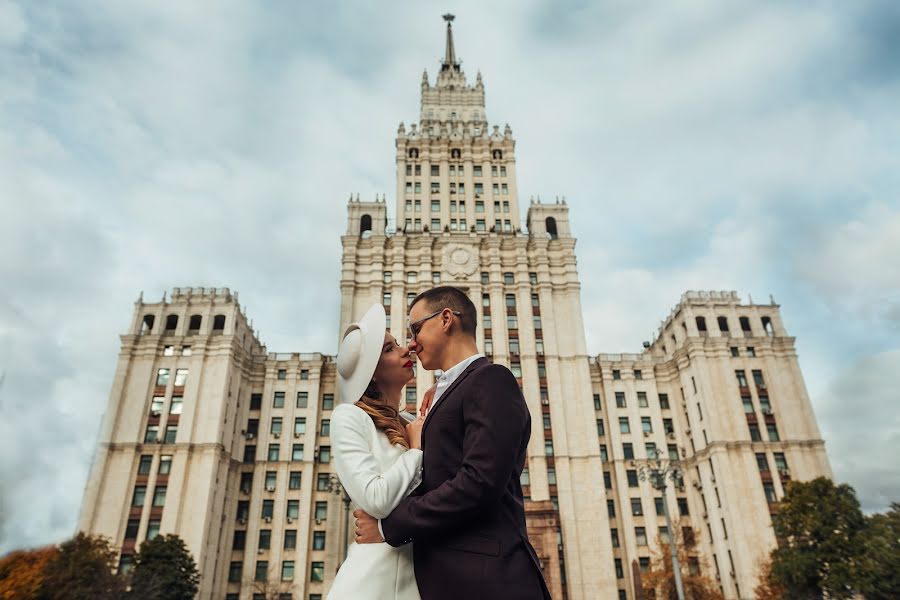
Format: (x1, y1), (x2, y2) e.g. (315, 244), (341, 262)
(408, 308), (461, 342)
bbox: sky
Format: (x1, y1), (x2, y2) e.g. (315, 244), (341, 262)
(1, 0), (898, 553)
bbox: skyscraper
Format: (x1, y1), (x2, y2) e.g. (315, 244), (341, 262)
(79, 17), (831, 600)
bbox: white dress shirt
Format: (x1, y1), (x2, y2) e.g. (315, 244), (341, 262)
(427, 353), (485, 419)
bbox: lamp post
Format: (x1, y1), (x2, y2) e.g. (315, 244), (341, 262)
(636, 458), (686, 600)
(326, 474), (353, 568)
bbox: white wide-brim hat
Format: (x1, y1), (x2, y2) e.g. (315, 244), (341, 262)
(337, 303), (387, 405)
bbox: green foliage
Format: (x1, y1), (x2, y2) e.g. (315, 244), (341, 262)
(130, 534), (199, 600)
(768, 477), (869, 599)
(38, 532), (125, 600)
(857, 503), (900, 600)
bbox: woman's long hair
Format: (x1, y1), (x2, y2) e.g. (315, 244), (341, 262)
(356, 379), (410, 449)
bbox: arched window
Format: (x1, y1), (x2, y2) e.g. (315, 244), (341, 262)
(213, 315), (226, 332)
(408, 148), (419, 159)
(165, 315), (178, 332)
(546, 217), (558, 240)
(360, 214), (373, 238)
(695, 316), (707, 333)
(142, 315), (155, 334)
(762, 316), (774, 336)
(717, 316), (729, 333)
(188, 315), (202, 333)
(492, 150), (503, 160)
(451, 148), (461, 159)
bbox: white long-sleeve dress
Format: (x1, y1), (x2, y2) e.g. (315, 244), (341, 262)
(326, 403), (424, 600)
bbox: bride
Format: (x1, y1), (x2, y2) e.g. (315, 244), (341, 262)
(327, 304), (426, 600)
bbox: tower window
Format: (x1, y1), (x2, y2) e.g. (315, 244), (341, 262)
(408, 148), (419, 159)
(360, 214), (373, 237)
(451, 148), (461, 159)
(165, 315), (178, 332)
(141, 314), (155, 334)
(492, 150), (503, 159)
(213, 315), (226, 332)
(546, 217), (558, 239)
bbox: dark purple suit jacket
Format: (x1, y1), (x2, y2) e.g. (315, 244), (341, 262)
(382, 357), (552, 600)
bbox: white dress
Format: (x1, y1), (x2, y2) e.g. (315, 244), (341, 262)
(327, 403), (424, 600)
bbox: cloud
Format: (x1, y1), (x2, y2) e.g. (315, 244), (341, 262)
(0, 0), (898, 553)
(817, 350), (900, 513)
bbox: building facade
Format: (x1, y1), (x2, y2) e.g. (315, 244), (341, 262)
(79, 17), (831, 600)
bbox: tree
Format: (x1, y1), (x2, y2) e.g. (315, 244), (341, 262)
(39, 532), (125, 600)
(248, 575), (293, 600)
(0, 546), (57, 600)
(129, 534), (199, 600)
(641, 528), (724, 600)
(857, 502), (900, 600)
(753, 556), (784, 600)
(769, 477), (866, 599)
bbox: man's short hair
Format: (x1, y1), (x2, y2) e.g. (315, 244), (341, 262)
(411, 286), (477, 337)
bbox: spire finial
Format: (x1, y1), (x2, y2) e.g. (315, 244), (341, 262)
(442, 14), (458, 71)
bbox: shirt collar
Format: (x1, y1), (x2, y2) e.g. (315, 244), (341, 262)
(438, 353), (484, 385)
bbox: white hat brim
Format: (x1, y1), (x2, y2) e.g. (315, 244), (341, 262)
(336, 303), (387, 404)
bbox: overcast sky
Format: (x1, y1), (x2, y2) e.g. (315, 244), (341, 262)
(1, 0), (898, 553)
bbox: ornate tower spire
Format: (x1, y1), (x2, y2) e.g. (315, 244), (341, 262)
(441, 13), (458, 71)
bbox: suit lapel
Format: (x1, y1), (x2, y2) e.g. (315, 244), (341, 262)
(422, 357), (488, 437)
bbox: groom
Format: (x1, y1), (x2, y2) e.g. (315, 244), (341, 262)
(354, 286), (552, 599)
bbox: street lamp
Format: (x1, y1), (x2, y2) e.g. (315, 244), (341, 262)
(636, 458), (686, 600)
(325, 474), (353, 568)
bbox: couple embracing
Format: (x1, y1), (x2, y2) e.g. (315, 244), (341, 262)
(327, 286), (552, 600)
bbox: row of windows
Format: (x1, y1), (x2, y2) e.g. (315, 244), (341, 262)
(695, 315), (774, 336)
(131, 485), (166, 508)
(404, 182), (511, 195)
(483, 315), (543, 332)
(231, 528), (324, 552)
(407, 149), (504, 162)
(155, 368), (189, 387)
(405, 199), (513, 212)
(137, 455), (171, 475)
(598, 415), (674, 436)
(144, 425), (178, 444)
(598, 391), (670, 411)
(124, 517), (160, 542)
(599, 440), (680, 463)
(242, 444), (331, 464)
(384, 270), (540, 285)
(162, 345), (192, 357)
(244, 417), (327, 437)
(756, 452), (789, 474)
(607, 495), (687, 519)
(405, 163), (508, 177)
(235, 498), (329, 526)
(402, 218), (515, 232)
(735, 369), (767, 389)
(248, 392), (333, 411)
(229, 559), (303, 583)
(150, 395), (182, 416)
(141, 314), (226, 335)
(274, 368), (311, 381)
(748, 423), (780, 442)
